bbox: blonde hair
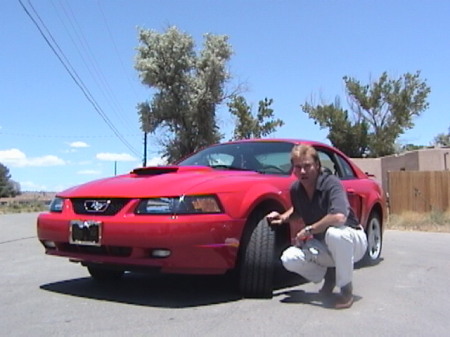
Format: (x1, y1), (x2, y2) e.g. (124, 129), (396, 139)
(291, 144), (321, 168)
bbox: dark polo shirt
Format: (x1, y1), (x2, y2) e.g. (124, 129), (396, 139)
(290, 171), (359, 241)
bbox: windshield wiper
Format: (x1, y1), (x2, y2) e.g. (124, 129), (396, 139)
(209, 165), (259, 172)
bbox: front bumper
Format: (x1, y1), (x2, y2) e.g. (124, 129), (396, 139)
(37, 209), (245, 275)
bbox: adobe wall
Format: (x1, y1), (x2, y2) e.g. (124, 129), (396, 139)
(351, 147), (450, 195)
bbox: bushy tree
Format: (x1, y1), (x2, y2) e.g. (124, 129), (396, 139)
(433, 126), (450, 147)
(302, 97), (369, 157)
(302, 71), (431, 157)
(228, 95), (284, 140)
(135, 26), (232, 163)
(0, 163), (20, 197)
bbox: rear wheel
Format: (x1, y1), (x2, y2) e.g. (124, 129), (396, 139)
(87, 265), (124, 281)
(364, 213), (383, 264)
(238, 215), (276, 298)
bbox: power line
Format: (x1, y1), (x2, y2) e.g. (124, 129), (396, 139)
(52, 0), (138, 134)
(18, 0), (141, 158)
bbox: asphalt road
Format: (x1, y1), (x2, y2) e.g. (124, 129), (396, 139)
(1, 213), (449, 337)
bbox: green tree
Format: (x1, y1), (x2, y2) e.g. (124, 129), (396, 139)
(400, 143), (426, 152)
(433, 126), (450, 146)
(302, 71), (431, 157)
(135, 26), (232, 163)
(0, 163), (20, 197)
(228, 96), (284, 140)
(302, 97), (369, 157)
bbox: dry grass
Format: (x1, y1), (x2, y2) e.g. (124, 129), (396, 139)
(387, 211), (450, 233)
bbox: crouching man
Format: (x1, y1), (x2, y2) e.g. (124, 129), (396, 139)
(267, 144), (367, 309)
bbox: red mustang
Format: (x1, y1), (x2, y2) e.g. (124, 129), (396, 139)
(37, 139), (386, 298)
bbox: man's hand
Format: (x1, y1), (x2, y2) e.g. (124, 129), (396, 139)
(266, 211), (284, 226)
(295, 227), (311, 245)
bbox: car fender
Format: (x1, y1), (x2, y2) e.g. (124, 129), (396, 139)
(234, 182), (291, 220)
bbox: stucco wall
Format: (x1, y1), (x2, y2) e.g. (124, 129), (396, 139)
(351, 147), (450, 195)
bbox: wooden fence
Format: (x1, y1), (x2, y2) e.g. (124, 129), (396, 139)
(388, 171), (450, 214)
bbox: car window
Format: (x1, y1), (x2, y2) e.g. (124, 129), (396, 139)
(206, 153), (234, 166)
(317, 150), (337, 175)
(178, 141), (294, 174)
(335, 154), (356, 179)
(255, 152), (292, 173)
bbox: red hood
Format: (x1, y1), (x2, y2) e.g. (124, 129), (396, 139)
(58, 166), (266, 198)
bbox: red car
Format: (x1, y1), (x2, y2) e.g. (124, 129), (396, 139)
(37, 139), (386, 298)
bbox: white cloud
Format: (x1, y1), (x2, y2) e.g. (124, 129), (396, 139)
(96, 152), (137, 162)
(77, 169), (102, 175)
(20, 181), (49, 191)
(69, 141), (89, 148)
(146, 156), (166, 166)
(0, 148), (66, 167)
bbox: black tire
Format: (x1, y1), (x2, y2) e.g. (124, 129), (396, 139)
(363, 213), (383, 265)
(238, 216), (276, 298)
(87, 265), (124, 281)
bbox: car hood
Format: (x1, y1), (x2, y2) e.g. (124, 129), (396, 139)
(58, 166), (270, 198)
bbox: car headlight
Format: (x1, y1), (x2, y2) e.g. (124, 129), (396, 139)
(135, 195), (223, 215)
(49, 197), (64, 212)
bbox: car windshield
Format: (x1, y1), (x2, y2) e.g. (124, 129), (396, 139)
(177, 141), (294, 175)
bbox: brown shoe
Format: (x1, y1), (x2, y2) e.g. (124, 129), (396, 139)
(335, 283), (354, 309)
(319, 267), (335, 296)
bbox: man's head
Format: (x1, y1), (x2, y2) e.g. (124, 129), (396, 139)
(291, 144), (321, 186)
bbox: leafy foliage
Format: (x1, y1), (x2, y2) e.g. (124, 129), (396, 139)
(302, 71), (431, 157)
(0, 163), (20, 197)
(135, 26), (232, 163)
(433, 126), (450, 146)
(228, 96), (284, 140)
(302, 97), (369, 157)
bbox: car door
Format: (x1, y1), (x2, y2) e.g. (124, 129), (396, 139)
(316, 148), (364, 222)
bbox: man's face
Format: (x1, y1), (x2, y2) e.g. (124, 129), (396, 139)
(292, 154), (320, 186)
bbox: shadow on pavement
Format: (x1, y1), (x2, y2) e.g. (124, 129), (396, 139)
(40, 267), (307, 308)
(40, 273), (242, 308)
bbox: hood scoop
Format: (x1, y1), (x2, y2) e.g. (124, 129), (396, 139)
(131, 166), (213, 176)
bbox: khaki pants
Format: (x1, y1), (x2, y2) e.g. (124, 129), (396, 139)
(280, 226), (368, 288)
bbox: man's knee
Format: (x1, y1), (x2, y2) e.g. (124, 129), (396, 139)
(325, 226), (352, 248)
(280, 246), (304, 272)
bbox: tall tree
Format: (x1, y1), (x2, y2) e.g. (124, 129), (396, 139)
(433, 126), (450, 147)
(228, 96), (284, 140)
(302, 97), (369, 157)
(0, 163), (20, 197)
(302, 71), (431, 157)
(135, 26), (232, 163)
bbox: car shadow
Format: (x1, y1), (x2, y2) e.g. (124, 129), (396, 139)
(40, 264), (371, 308)
(40, 268), (307, 308)
(40, 273), (243, 308)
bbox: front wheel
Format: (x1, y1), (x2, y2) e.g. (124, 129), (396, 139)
(238, 216), (276, 298)
(363, 214), (383, 265)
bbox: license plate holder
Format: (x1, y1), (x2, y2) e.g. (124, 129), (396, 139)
(70, 220), (102, 246)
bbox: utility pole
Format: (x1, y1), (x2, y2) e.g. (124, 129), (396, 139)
(143, 132), (147, 167)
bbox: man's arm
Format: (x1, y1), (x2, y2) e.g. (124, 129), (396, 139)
(266, 207), (294, 226)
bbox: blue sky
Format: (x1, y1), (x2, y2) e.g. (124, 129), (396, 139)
(1, 0), (449, 192)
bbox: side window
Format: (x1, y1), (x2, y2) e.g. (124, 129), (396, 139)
(317, 150), (337, 175)
(335, 154), (356, 179)
(316, 148), (355, 179)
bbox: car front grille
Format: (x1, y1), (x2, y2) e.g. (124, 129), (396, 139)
(71, 198), (131, 215)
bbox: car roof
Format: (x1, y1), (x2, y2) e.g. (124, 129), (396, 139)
(219, 138), (327, 146)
